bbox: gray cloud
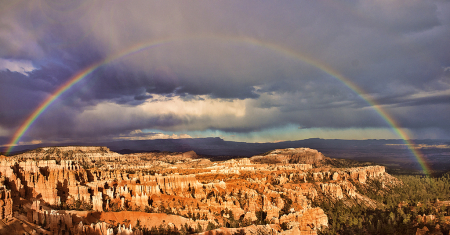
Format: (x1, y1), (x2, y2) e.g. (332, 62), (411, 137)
(1, 0), (450, 144)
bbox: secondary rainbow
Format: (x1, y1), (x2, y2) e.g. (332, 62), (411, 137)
(5, 35), (431, 175)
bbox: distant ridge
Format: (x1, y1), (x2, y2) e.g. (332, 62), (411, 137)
(4, 138), (450, 173)
(6, 137), (448, 157)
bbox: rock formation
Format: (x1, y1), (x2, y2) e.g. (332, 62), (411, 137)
(251, 148), (325, 165)
(0, 146), (401, 234)
(0, 185), (13, 219)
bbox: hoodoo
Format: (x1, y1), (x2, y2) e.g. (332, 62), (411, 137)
(0, 146), (400, 234)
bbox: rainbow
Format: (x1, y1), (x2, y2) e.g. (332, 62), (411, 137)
(4, 35), (431, 175)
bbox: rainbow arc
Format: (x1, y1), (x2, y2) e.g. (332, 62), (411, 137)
(4, 35), (431, 175)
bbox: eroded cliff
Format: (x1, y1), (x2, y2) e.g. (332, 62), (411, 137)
(0, 146), (400, 235)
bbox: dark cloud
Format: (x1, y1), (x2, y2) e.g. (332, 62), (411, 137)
(134, 94), (153, 101)
(353, 0), (441, 34)
(380, 94), (450, 108)
(1, 0), (450, 144)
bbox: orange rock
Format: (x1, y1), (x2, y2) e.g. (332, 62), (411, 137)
(0, 146), (403, 234)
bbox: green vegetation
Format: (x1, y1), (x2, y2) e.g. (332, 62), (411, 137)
(319, 173), (450, 235)
(280, 194), (293, 216)
(251, 157), (282, 164)
(378, 174), (450, 204)
(57, 199), (93, 211)
(140, 222), (202, 235)
(139, 222), (245, 235)
(324, 158), (376, 168)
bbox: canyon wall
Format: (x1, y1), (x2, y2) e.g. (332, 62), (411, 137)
(0, 146), (400, 234)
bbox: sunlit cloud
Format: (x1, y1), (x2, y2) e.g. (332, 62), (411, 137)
(0, 126), (10, 137)
(73, 94), (251, 133)
(114, 129), (192, 141)
(140, 95), (247, 118)
(0, 58), (36, 75)
(0, 139), (43, 147)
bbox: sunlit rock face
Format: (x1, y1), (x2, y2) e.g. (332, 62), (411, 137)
(250, 148), (325, 165)
(0, 146), (399, 234)
(0, 186), (13, 219)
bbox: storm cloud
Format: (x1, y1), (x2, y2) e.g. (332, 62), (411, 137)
(1, 0), (450, 147)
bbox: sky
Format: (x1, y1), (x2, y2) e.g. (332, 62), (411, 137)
(1, 0), (450, 149)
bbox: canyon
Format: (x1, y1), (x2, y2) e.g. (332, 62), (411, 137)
(0, 146), (400, 234)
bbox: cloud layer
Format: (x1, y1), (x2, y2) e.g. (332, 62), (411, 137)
(1, 0), (450, 146)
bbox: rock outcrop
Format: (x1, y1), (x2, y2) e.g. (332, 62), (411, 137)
(0, 185), (13, 219)
(0, 146), (401, 234)
(251, 148), (325, 165)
